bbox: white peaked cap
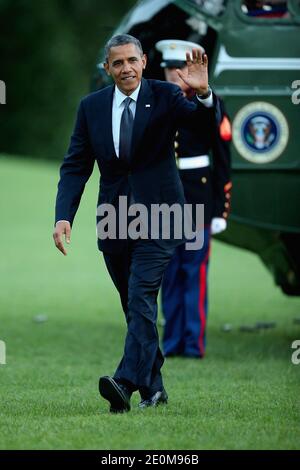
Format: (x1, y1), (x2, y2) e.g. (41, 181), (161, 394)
(155, 39), (204, 67)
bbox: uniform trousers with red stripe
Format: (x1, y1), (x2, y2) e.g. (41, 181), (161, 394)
(161, 227), (211, 358)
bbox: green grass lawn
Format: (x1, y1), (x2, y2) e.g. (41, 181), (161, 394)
(0, 154), (299, 450)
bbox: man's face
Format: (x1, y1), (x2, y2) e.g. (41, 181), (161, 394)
(104, 43), (147, 95)
(164, 66), (189, 94)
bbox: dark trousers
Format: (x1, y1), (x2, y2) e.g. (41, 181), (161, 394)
(103, 238), (175, 397)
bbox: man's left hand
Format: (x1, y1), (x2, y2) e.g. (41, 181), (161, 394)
(176, 48), (208, 95)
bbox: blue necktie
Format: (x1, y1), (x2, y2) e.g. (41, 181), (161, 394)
(119, 97), (133, 164)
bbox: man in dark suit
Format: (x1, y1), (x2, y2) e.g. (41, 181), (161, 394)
(156, 39), (231, 359)
(53, 34), (217, 413)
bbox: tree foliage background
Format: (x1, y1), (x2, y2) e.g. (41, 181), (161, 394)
(0, 0), (136, 159)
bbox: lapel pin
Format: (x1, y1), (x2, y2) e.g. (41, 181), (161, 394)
(145, 104), (151, 108)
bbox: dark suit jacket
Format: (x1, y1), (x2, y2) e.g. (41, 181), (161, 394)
(55, 78), (217, 253)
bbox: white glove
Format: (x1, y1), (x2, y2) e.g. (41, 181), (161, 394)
(211, 217), (227, 235)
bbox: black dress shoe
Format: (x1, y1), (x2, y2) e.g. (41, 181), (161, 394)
(138, 389), (168, 409)
(99, 376), (131, 413)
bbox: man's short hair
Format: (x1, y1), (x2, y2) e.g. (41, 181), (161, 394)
(104, 34), (143, 63)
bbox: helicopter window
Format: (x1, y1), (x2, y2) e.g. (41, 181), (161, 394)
(241, 1), (289, 18)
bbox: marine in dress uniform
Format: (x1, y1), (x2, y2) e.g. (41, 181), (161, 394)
(156, 39), (232, 358)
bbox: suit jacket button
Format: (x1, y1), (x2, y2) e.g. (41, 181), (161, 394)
(175, 152), (178, 158)
(174, 141), (179, 149)
(201, 177), (207, 184)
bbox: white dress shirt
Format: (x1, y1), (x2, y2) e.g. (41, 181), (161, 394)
(113, 83), (141, 157)
(196, 92), (213, 107)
